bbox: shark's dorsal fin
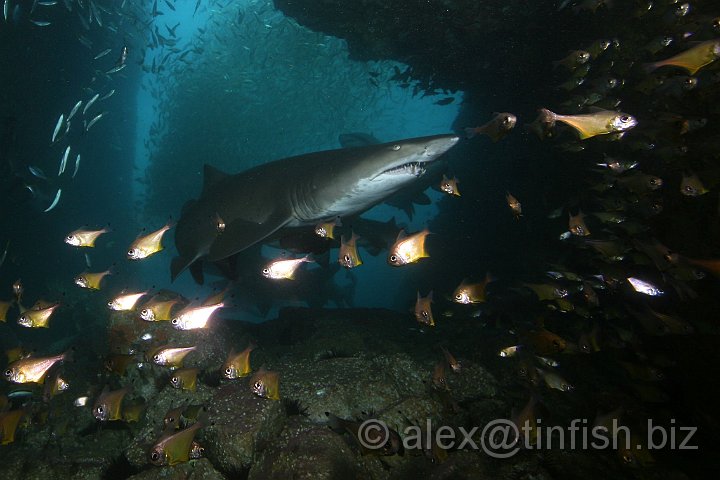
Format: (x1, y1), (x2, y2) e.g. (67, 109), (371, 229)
(202, 165), (230, 197)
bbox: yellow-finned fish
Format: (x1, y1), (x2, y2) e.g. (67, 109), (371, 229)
(414, 290), (435, 327)
(74, 269), (112, 290)
(17, 302), (60, 328)
(464, 112), (517, 141)
(64, 227), (110, 247)
(149, 422), (204, 466)
(644, 40), (720, 75)
(680, 172), (708, 196)
(0, 410), (25, 445)
(223, 343), (256, 379)
(4, 350), (71, 384)
(43, 369), (69, 401)
(170, 368), (199, 392)
(93, 386), (132, 421)
(439, 175), (461, 196)
(506, 192), (522, 219)
(250, 367), (280, 400)
(139, 297), (180, 321)
(338, 232), (362, 268)
(569, 210), (591, 236)
(261, 255), (313, 280)
(150, 346), (196, 368)
(314, 217), (341, 239)
(108, 291), (148, 311)
(388, 228), (430, 266)
(540, 108), (637, 139)
(127, 221), (174, 260)
(171, 302), (224, 330)
(453, 274), (494, 304)
(441, 346), (461, 373)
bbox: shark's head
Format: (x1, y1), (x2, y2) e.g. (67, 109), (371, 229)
(310, 134), (460, 219)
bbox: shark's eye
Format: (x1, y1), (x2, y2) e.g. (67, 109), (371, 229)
(391, 144), (401, 151)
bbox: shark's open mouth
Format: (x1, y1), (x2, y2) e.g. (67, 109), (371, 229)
(381, 161), (427, 177)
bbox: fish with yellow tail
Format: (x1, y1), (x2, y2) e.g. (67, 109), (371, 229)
(539, 108), (637, 139)
(464, 112), (517, 141)
(506, 192), (522, 219)
(108, 291), (148, 311)
(440, 346), (461, 373)
(223, 342), (256, 379)
(149, 421), (204, 466)
(680, 172), (709, 196)
(170, 368), (199, 392)
(338, 231), (362, 268)
(439, 175), (460, 196)
(127, 221), (174, 260)
(17, 302), (60, 328)
(64, 226), (110, 247)
(569, 210), (591, 236)
(453, 274), (494, 304)
(4, 350), (71, 384)
(314, 217), (341, 239)
(644, 40), (720, 75)
(93, 386), (132, 422)
(171, 302), (223, 330)
(250, 367), (280, 400)
(150, 346), (196, 368)
(75, 268), (112, 290)
(414, 291), (435, 326)
(139, 296), (180, 321)
(388, 228), (430, 266)
(262, 255), (313, 280)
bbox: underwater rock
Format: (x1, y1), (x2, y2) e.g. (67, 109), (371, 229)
(126, 458), (225, 480)
(249, 419), (361, 479)
(202, 382), (285, 474)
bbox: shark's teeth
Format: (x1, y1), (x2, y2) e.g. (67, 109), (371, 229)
(383, 162), (426, 177)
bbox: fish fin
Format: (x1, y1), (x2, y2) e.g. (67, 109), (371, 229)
(171, 255), (194, 282)
(201, 164), (230, 197)
(208, 215), (289, 262)
(189, 261), (204, 285)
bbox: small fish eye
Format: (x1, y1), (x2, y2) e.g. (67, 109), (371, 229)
(4, 369), (11, 377)
(225, 367), (232, 374)
(171, 318), (178, 324)
(390, 255), (397, 262)
(96, 405), (104, 413)
(262, 268), (269, 274)
(254, 381), (262, 389)
(141, 309), (149, 315)
(620, 115), (630, 122)
(455, 294), (462, 300)
(392, 144), (401, 151)
(153, 354), (161, 361)
(128, 250), (134, 255)
(151, 452), (160, 461)
(171, 377), (178, 384)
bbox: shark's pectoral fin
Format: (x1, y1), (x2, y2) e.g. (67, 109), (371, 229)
(189, 261), (205, 285)
(171, 255), (194, 282)
(208, 214), (289, 262)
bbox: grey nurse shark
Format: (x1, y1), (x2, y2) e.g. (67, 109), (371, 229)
(171, 133), (460, 283)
